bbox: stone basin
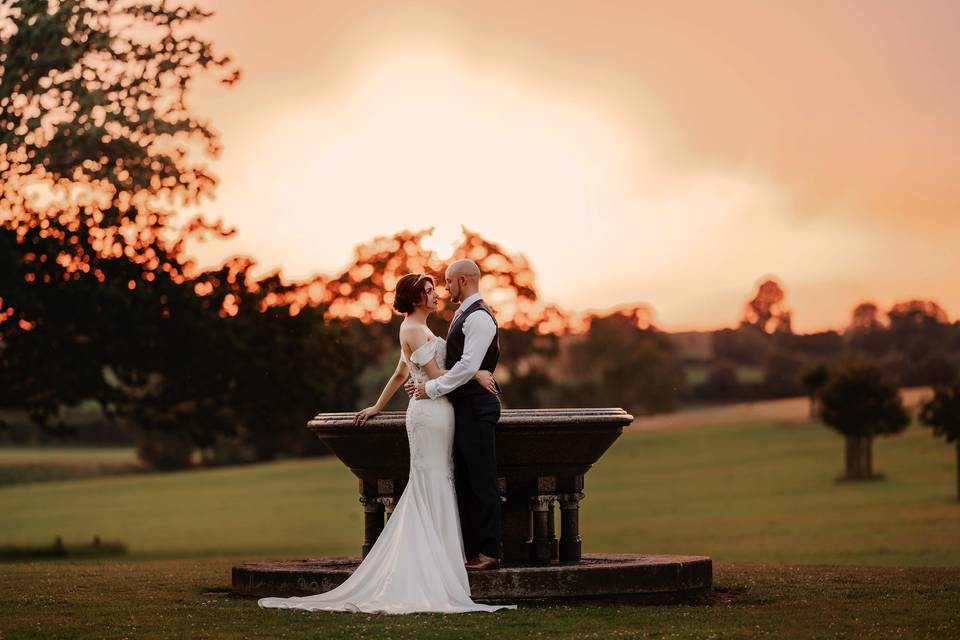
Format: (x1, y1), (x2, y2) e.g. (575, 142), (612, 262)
(308, 407), (634, 564)
(232, 406), (715, 604)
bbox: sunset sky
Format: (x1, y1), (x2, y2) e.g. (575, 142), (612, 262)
(183, 0), (959, 333)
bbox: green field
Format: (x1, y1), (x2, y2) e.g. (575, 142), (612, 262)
(0, 446), (141, 487)
(1, 559), (958, 639)
(0, 446), (138, 464)
(1, 418), (959, 638)
(1, 420), (957, 564)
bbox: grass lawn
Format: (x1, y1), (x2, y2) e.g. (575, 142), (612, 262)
(1, 419), (956, 564)
(0, 446), (138, 464)
(1, 417), (958, 638)
(0, 447), (141, 487)
(1, 559), (957, 639)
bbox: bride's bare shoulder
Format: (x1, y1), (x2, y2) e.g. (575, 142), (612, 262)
(398, 317), (416, 337)
(399, 319), (430, 351)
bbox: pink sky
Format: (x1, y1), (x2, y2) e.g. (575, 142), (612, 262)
(182, 0), (960, 332)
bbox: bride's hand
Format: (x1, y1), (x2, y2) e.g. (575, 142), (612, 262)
(354, 405), (381, 426)
(474, 370), (498, 394)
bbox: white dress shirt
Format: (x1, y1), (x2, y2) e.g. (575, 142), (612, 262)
(425, 292), (497, 399)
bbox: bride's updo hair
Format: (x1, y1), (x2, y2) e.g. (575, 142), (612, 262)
(393, 273), (433, 314)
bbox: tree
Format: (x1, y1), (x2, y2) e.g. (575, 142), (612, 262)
(741, 278), (792, 334)
(908, 355), (958, 388)
(801, 363), (830, 419)
(0, 1), (365, 469)
(1, 0), (239, 215)
(849, 302), (883, 333)
(846, 301), (891, 356)
(0, 0), (238, 432)
(303, 226), (586, 336)
(496, 328), (559, 409)
(888, 300), (949, 327)
(693, 360), (741, 402)
(761, 351), (804, 398)
(918, 383), (960, 501)
(712, 325), (771, 366)
(884, 299), (952, 362)
(565, 313), (685, 414)
(818, 362), (910, 480)
(774, 330), (843, 358)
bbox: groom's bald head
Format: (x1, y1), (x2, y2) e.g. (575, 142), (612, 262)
(445, 259), (481, 304)
(447, 259), (480, 281)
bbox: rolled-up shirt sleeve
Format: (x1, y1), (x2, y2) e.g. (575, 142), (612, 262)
(425, 312), (497, 399)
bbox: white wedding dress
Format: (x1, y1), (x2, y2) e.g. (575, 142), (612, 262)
(258, 337), (516, 614)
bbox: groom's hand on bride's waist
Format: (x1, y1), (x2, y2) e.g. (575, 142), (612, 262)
(404, 378), (417, 398)
(413, 380), (430, 400)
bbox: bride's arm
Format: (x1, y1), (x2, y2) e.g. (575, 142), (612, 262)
(354, 355), (409, 426)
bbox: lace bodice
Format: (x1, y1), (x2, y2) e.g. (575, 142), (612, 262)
(403, 337), (446, 384)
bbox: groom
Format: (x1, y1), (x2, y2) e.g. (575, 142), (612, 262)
(406, 258), (503, 571)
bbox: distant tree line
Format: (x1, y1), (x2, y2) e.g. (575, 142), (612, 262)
(687, 279), (960, 404)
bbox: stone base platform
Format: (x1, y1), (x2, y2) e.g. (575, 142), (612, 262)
(232, 553), (712, 605)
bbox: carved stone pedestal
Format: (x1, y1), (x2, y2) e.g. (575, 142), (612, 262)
(233, 408), (715, 604)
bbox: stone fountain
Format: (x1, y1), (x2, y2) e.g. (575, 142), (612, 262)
(232, 408), (712, 603)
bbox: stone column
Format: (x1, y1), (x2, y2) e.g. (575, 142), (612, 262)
(377, 496), (397, 521)
(547, 498), (559, 562)
(359, 495), (384, 558)
(501, 498), (532, 563)
(558, 492), (585, 561)
(530, 494), (557, 565)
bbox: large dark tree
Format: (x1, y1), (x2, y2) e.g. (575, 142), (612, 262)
(0, 1), (361, 467)
(818, 362), (910, 481)
(1, 0), (238, 429)
(919, 382), (960, 501)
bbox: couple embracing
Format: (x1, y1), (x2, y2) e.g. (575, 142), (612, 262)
(258, 259), (516, 614)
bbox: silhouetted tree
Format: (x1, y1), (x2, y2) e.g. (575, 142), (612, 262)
(1, 0), (237, 437)
(888, 300), (949, 327)
(818, 362), (910, 481)
(304, 226), (582, 335)
(0, 1), (363, 468)
(496, 328), (559, 408)
(908, 355), (958, 388)
(712, 325), (768, 366)
(1, 0), (238, 227)
(564, 313), (685, 414)
(886, 299), (952, 362)
(919, 383), (960, 501)
(849, 302), (884, 333)
(773, 330), (843, 358)
(762, 351), (804, 398)
(801, 363), (830, 419)
(845, 302), (890, 356)
(693, 360), (741, 402)
(741, 278), (792, 334)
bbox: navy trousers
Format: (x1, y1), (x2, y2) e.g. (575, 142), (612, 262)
(451, 392), (502, 560)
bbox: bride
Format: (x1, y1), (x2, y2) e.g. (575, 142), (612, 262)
(258, 273), (516, 614)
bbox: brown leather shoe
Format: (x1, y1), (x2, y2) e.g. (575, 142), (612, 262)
(465, 553), (500, 571)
